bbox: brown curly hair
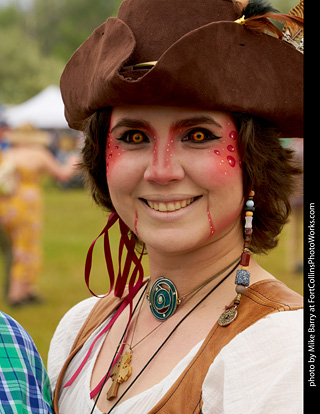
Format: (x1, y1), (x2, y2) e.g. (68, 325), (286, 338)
(80, 108), (301, 254)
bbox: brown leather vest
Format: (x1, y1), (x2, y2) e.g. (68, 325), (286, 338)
(53, 280), (303, 413)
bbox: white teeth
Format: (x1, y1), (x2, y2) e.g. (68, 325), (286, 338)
(146, 198), (195, 212)
(159, 202), (167, 212)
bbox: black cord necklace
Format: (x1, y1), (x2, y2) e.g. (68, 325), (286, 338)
(89, 283), (148, 414)
(90, 260), (240, 414)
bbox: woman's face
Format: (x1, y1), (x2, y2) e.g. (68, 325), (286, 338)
(106, 106), (244, 253)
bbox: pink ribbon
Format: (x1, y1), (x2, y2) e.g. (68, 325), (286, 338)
(64, 212), (145, 398)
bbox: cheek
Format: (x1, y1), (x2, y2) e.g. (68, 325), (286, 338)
(105, 134), (128, 213)
(106, 133), (125, 176)
(208, 129), (242, 178)
(203, 126), (243, 236)
(194, 128), (242, 192)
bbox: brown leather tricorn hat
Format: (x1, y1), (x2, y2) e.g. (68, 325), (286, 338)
(60, 0), (303, 137)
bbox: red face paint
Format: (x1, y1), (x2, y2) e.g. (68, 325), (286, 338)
(207, 205), (216, 237)
(204, 123), (242, 237)
(227, 155), (236, 167)
(143, 128), (186, 184)
(209, 128), (240, 175)
(134, 210), (140, 238)
(106, 132), (125, 176)
(229, 130), (237, 140)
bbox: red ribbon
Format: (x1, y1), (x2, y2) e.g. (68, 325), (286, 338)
(64, 212), (145, 398)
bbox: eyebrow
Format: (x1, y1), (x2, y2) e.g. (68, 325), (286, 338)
(110, 115), (222, 133)
(171, 116), (222, 131)
(110, 118), (149, 133)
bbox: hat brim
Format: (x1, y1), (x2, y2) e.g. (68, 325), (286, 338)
(61, 17), (303, 137)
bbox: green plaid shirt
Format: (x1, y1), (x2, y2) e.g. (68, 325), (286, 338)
(0, 312), (53, 414)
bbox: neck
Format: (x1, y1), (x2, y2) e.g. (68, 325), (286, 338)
(146, 226), (243, 299)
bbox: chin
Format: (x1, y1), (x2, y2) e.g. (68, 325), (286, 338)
(139, 224), (213, 254)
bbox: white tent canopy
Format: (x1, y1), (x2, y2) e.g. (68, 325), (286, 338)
(3, 85), (69, 129)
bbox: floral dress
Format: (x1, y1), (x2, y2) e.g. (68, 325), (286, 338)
(0, 165), (43, 286)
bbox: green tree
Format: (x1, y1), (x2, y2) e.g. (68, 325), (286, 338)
(0, 0), (120, 104)
(32, 0), (121, 62)
(0, 24), (64, 104)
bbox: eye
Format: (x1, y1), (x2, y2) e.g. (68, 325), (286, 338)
(118, 130), (149, 144)
(182, 128), (221, 143)
(132, 132), (144, 143)
(191, 130), (206, 142)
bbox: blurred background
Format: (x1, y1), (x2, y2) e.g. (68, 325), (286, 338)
(0, 0), (303, 364)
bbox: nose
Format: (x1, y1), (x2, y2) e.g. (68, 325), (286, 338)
(144, 141), (185, 184)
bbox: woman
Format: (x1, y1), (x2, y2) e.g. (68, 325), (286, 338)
(0, 123), (78, 305)
(48, 0), (303, 413)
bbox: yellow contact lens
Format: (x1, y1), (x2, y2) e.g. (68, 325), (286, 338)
(192, 131), (205, 141)
(132, 132), (144, 143)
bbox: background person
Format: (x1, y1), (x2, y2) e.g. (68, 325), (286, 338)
(0, 123), (79, 306)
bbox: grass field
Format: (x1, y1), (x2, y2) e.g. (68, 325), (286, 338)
(0, 184), (303, 365)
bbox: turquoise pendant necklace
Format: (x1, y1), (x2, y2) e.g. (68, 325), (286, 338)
(147, 257), (240, 321)
(148, 278), (179, 321)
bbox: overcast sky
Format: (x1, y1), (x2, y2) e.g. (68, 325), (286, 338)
(0, 0), (33, 9)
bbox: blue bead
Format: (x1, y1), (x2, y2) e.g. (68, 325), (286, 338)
(235, 269), (250, 286)
(246, 200), (254, 208)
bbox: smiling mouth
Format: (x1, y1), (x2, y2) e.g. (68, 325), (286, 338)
(143, 197), (200, 212)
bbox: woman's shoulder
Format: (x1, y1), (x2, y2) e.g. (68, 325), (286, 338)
(49, 296), (99, 353)
(202, 309), (303, 413)
(239, 307), (303, 342)
(47, 296), (99, 390)
(218, 308), (303, 362)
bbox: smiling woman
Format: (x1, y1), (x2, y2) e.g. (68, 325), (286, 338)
(47, 1), (304, 413)
(106, 107), (243, 254)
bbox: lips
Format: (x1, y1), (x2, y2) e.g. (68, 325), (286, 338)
(144, 197), (198, 212)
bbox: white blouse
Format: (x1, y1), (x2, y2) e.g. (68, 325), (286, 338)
(48, 297), (303, 414)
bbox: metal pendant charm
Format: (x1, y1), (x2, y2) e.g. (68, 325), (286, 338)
(107, 352), (132, 400)
(218, 306), (238, 326)
(149, 277), (178, 321)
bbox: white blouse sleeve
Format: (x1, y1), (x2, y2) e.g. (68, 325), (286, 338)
(47, 296), (99, 393)
(202, 309), (303, 414)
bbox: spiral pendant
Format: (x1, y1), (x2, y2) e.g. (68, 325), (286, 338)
(149, 278), (179, 321)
